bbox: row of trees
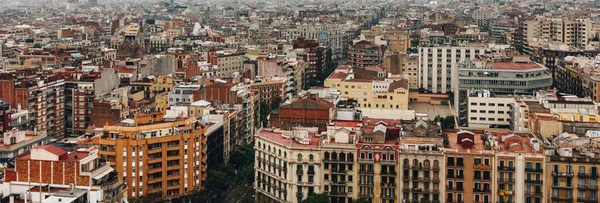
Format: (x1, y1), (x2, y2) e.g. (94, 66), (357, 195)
(302, 193), (369, 203)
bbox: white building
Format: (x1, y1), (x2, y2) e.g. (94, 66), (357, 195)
(466, 89), (515, 128)
(255, 128), (322, 203)
(418, 46), (487, 93)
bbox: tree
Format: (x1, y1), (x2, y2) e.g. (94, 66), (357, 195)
(230, 147), (252, 168)
(434, 115), (455, 130)
(302, 193), (330, 203)
(353, 198), (370, 203)
(204, 170), (232, 194)
(259, 101), (270, 127)
(33, 43), (42, 48)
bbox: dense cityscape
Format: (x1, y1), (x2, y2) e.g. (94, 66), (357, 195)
(1, 0), (600, 203)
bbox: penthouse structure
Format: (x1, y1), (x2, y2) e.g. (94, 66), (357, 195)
(95, 112), (207, 199)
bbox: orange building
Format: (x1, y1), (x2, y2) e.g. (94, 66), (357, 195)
(95, 112), (207, 200)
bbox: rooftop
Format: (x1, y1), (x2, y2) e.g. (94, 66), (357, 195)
(256, 129), (320, 149)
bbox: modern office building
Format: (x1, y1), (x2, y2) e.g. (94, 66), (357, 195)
(460, 89), (515, 128)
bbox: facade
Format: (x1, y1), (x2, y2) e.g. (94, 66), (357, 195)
(0, 70), (66, 138)
(168, 84), (202, 106)
(325, 66), (410, 111)
(554, 56), (600, 102)
(347, 40), (385, 68)
(250, 77), (286, 103)
(254, 128), (322, 203)
(6, 145), (125, 203)
(457, 57), (553, 94)
(418, 47), (487, 93)
(486, 130), (546, 203)
(445, 130), (495, 203)
(269, 95), (335, 131)
(526, 17), (593, 48)
(95, 112), (207, 199)
(207, 50), (245, 78)
(293, 37), (327, 79)
(463, 89), (515, 128)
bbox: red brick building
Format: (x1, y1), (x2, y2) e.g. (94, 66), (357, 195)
(269, 94), (334, 131)
(197, 81), (242, 105)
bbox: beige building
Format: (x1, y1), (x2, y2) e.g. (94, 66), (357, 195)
(526, 17), (593, 48)
(466, 89), (515, 128)
(255, 128), (323, 203)
(325, 66), (410, 111)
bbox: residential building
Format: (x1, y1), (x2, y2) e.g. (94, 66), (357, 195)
(0, 129), (48, 163)
(0, 69), (66, 138)
(555, 55), (600, 102)
(325, 66), (410, 111)
(254, 128), (322, 203)
(4, 145), (125, 203)
(168, 84), (203, 106)
(250, 77), (287, 103)
(398, 119), (445, 203)
(445, 130), (495, 203)
(526, 17), (593, 48)
(485, 130), (546, 203)
(95, 112), (207, 199)
(418, 46), (487, 93)
(207, 50), (245, 78)
(293, 37), (327, 79)
(347, 40), (385, 68)
(545, 134), (600, 203)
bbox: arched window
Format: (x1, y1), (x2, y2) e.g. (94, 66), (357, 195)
(284, 152), (287, 157)
(278, 149), (281, 155)
(340, 152), (346, 161)
(309, 154), (314, 161)
(424, 160), (431, 168)
(348, 153), (354, 161)
(404, 158), (410, 166)
(298, 154), (303, 161)
(324, 152), (330, 160)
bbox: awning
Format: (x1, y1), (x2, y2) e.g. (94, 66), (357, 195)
(92, 167), (114, 180)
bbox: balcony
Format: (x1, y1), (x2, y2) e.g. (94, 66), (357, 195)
(331, 181), (346, 185)
(473, 164), (492, 170)
(380, 182), (396, 187)
(578, 184), (599, 190)
(296, 170), (303, 175)
(380, 193), (396, 198)
(473, 188), (491, 193)
(551, 196), (573, 201)
(296, 192), (303, 198)
(553, 171), (574, 177)
(525, 179), (543, 184)
(381, 171), (397, 176)
(525, 168), (543, 173)
(524, 191), (543, 196)
(358, 170), (373, 174)
(497, 178), (514, 183)
(551, 183), (573, 189)
(498, 166), (515, 171)
(578, 173), (599, 179)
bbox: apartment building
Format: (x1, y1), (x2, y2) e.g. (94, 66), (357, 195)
(207, 50), (245, 78)
(0, 70), (66, 138)
(347, 40), (385, 68)
(485, 130), (546, 203)
(269, 94), (335, 131)
(250, 77), (287, 103)
(398, 119), (445, 203)
(546, 134), (600, 203)
(64, 68), (119, 136)
(293, 37), (326, 79)
(325, 66), (410, 111)
(95, 112), (207, 199)
(418, 46), (487, 93)
(555, 56), (600, 102)
(526, 17), (593, 48)
(320, 121), (359, 203)
(6, 145), (125, 203)
(254, 128), (322, 203)
(509, 90), (600, 138)
(168, 84), (202, 106)
(0, 129), (48, 163)
(445, 130), (495, 203)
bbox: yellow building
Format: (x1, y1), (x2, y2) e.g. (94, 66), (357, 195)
(385, 33), (411, 53)
(95, 112), (207, 199)
(325, 66), (409, 111)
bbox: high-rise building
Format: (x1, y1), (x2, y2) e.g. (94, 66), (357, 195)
(95, 112), (207, 199)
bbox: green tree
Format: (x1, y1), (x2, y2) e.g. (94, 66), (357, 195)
(230, 147), (252, 168)
(259, 101), (270, 127)
(302, 193), (330, 203)
(33, 43), (42, 48)
(204, 170), (232, 194)
(353, 198), (370, 203)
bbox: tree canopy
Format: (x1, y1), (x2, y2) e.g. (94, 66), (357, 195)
(302, 193), (329, 203)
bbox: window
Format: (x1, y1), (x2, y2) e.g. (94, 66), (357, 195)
(479, 103), (485, 106)
(471, 102), (477, 106)
(498, 111), (505, 114)
(489, 103), (495, 106)
(498, 104), (505, 107)
(298, 154), (303, 161)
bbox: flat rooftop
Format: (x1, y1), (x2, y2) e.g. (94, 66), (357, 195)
(492, 62), (544, 70)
